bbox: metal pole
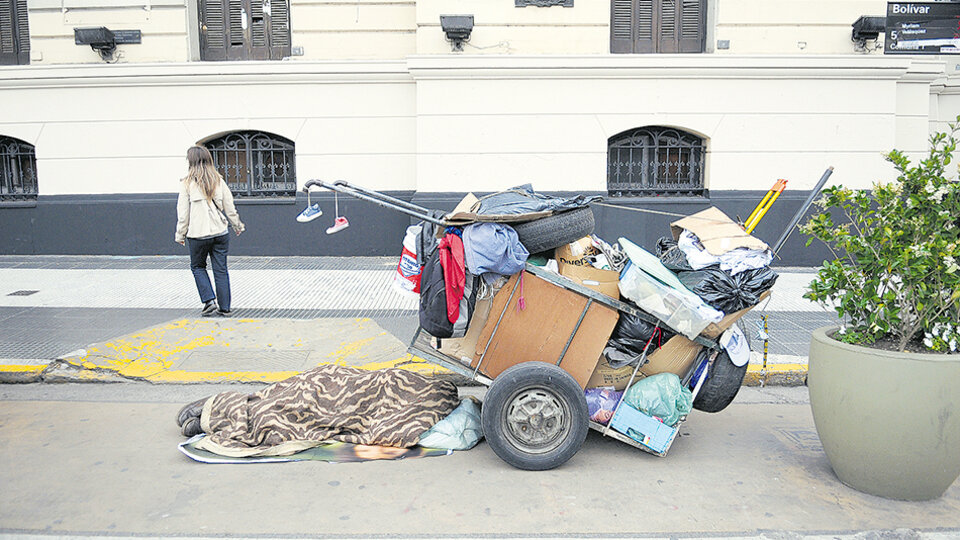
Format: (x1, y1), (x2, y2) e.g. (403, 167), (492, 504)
(771, 166), (833, 255)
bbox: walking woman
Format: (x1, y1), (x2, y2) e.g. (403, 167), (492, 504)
(175, 145), (245, 317)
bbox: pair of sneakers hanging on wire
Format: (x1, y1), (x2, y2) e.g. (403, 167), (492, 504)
(297, 188), (349, 234)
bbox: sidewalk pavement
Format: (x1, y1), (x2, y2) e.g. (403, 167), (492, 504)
(0, 255), (838, 385)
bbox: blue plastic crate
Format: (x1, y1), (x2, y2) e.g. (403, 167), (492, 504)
(609, 402), (678, 454)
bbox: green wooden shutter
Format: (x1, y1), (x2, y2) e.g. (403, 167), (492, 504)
(249, 0), (268, 59)
(268, 0), (291, 59)
(658, 0), (678, 52)
(635, 0), (655, 53)
(610, 0), (633, 53)
(0, 0), (29, 65)
(200, 0), (228, 60)
(678, 0), (705, 53)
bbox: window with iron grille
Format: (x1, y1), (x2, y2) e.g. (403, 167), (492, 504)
(0, 0), (30, 65)
(607, 126), (705, 197)
(199, 0), (291, 61)
(0, 136), (38, 201)
(202, 131), (296, 197)
(611, 0), (705, 53)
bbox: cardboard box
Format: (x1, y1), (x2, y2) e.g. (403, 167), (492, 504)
(557, 263), (620, 299)
(555, 237), (601, 266)
(609, 402), (679, 455)
(586, 355), (643, 390)
(555, 238), (620, 299)
(639, 335), (703, 378)
(472, 271), (618, 389)
(670, 207), (768, 256)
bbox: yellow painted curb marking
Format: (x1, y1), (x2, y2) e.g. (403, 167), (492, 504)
(0, 365), (47, 374)
(747, 363), (807, 373)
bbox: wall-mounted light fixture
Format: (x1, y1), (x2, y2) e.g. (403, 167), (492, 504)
(852, 16), (885, 49)
(74, 27), (141, 62)
(440, 15), (474, 52)
(75, 27), (116, 61)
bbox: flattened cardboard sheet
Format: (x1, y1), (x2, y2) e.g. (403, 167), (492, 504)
(472, 272), (618, 388)
(639, 336), (702, 378)
(670, 207), (768, 256)
(444, 193), (550, 226)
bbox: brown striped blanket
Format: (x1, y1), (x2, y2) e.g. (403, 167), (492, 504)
(194, 364), (459, 458)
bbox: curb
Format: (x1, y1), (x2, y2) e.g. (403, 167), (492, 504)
(0, 363), (48, 384)
(744, 364), (807, 386)
(2, 358), (808, 387)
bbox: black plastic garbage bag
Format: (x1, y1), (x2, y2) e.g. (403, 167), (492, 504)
(677, 266), (778, 314)
(659, 246), (693, 272)
(655, 236), (677, 256)
(604, 300), (677, 368)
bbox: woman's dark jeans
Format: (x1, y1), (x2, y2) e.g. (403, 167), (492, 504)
(188, 233), (230, 312)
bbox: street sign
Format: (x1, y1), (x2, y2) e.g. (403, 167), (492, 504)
(885, 1), (960, 54)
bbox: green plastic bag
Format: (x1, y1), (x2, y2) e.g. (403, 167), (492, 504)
(623, 373), (693, 426)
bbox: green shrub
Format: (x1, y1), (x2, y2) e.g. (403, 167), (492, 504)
(800, 120), (960, 352)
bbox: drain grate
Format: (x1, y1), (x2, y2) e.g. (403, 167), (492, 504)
(7, 290), (39, 296)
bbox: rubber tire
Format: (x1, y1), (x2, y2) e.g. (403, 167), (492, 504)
(691, 321), (750, 413)
(512, 207), (596, 255)
(481, 362), (589, 471)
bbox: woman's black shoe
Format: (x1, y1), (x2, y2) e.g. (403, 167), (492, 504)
(201, 300), (218, 316)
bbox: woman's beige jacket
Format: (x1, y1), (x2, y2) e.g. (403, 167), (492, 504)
(175, 178), (245, 243)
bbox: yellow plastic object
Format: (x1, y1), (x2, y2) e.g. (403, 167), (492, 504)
(744, 179), (787, 233)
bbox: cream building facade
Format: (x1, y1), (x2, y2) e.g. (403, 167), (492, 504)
(1, 0), (958, 262)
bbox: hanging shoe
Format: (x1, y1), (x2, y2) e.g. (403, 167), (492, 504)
(176, 397), (208, 427)
(201, 300), (218, 317)
(296, 203), (323, 223)
(326, 216), (349, 235)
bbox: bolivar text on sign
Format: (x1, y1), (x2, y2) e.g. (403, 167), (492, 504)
(885, 2), (960, 54)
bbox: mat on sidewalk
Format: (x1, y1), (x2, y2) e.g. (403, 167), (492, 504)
(178, 435), (452, 464)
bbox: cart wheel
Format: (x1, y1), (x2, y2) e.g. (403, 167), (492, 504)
(512, 207), (595, 254)
(481, 362), (588, 471)
(692, 321), (751, 413)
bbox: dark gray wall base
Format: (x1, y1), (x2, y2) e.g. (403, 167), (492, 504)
(0, 190), (831, 266)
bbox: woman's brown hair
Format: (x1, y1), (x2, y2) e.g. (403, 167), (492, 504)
(185, 145), (222, 200)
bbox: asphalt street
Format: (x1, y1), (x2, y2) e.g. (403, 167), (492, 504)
(1, 383), (959, 539)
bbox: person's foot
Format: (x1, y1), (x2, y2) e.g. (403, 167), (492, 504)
(201, 300), (218, 316)
(176, 397), (208, 427)
(181, 416), (204, 437)
(217, 309), (232, 317)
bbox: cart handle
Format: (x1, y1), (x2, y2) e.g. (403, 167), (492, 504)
(303, 179), (446, 226)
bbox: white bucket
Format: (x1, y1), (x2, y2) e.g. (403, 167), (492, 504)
(392, 225), (422, 299)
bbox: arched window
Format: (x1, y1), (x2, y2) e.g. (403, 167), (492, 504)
(0, 136), (38, 201)
(607, 126), (705, 197)
(202, 131), (296, 197)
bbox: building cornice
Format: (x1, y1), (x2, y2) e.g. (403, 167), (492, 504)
(0, 55), (948, 88)
(406, 54), (940, 81)
(0, 61), (413, 89)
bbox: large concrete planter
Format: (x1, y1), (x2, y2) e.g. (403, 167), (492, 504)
(808, 326), (960, 500)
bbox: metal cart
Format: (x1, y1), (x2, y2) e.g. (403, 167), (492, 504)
(303, 179), (734, 471)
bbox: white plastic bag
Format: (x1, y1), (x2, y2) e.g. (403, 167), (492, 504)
(417, 397), (483, 450)
(618, 261), (722, 340)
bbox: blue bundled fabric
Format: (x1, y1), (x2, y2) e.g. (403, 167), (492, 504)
(462, 222), (529, 279)
(475, 184), (602, 215)
(417, 397), (483, 450)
